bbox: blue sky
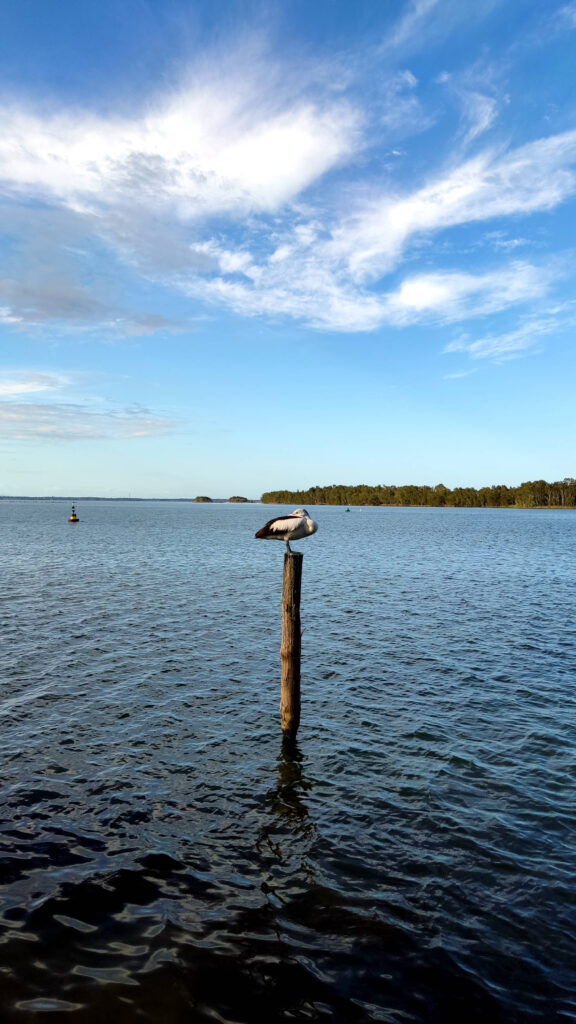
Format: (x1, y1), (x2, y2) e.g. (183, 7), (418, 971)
(1, 0), (575, 497)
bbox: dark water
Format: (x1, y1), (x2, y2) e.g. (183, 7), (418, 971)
(1, 501), (575, 1023)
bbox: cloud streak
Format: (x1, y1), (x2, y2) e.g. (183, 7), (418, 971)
(444, 304), (576, 359)
(380, 0), (442, 54)
(327, 130), (576, 283)
(0, 372), (68, 395)
(0, 401), (174, 440)
(0, 369), (175, 441)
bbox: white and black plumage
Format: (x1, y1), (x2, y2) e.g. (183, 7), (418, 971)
(255, 508), (318, 553)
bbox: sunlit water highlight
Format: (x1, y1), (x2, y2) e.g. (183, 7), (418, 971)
(1, 501), (575, 1023)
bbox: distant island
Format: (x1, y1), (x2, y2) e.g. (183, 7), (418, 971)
(195, 496), (252, 503)
(261, 478), (576, 508)
(0, 496), (258, 503)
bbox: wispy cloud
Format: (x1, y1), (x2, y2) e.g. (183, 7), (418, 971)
(0, 369), (175, 440)
(382, 262), (557, 324)
(443, 369), (476, 379)
(459, 91), (499, 145)
(557, 2), (576, 27)
(380, 0), (442, 54)
(437, 61), (503, 148)
(189, 256), (558, 333)
(379, 0), (503, 58)
(483, 231), (529, 252)
(194, 266), (386, 332)
(0, 372), (68, 396)
(375, 70), (435, 139)
(445, 304), (576, 360)
(0, 402), (174, 440)
(328, 130), (576, 282)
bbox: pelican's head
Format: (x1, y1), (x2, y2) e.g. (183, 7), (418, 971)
(292, 508), (308, 517)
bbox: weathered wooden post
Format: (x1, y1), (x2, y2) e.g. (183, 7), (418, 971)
(280, 551), (303, 739)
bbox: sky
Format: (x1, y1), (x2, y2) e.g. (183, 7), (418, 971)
(1, 0), (575, 498)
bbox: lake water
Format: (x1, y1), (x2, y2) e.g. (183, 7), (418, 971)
(1, 501), (575, 1023)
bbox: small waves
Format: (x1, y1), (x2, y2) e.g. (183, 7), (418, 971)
(0, 502), (575, 1021)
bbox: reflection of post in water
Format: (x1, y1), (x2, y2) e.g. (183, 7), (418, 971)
(272, 739), (311, 825)
(257, 740), (316, 858)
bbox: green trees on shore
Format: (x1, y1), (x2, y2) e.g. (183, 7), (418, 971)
(261, 479), (576, 508)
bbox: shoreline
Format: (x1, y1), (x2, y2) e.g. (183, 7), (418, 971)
(1, 496), (574, 510)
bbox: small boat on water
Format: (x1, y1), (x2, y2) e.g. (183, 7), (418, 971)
(68, 504), (79, 523)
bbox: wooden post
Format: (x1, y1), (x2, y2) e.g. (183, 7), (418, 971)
(280, 551), (303, 739)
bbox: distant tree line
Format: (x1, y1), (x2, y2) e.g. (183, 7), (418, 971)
(261, 479), (576, 508)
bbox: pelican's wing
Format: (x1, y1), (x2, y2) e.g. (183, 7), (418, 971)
(255, 514), (299, 538)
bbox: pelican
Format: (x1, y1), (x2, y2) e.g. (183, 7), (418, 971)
(255, 508), (318, 553)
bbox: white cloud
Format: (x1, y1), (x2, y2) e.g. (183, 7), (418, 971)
(197, 274), (385, 332)
(0, 372), (68, 396)
(0, 53), (363, 333)
(188, 256), (557, 333)
(0, 307), (21, 326)
(382, 262), (555, 324)
(0, 70), (360, 218)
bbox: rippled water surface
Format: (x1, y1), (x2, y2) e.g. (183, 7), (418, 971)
(1, 501), (575, 1023)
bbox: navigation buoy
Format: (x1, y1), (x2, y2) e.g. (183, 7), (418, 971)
(69, 503), (79, 523)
